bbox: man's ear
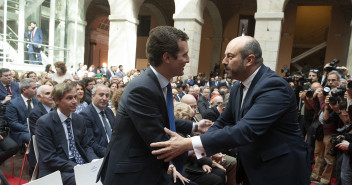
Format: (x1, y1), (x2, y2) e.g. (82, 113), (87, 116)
(245, 54), (255, 67)
(162, 52), (171, 64)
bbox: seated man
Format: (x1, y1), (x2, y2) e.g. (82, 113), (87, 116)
(5, 78), (38, 146)
(203, 95), (228, 122)
(80, 84), (115, 158)
(0, 68), (21, 103)
(36, 83), (98, 185)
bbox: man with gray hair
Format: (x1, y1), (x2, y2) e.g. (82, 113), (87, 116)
(6, 78), (38, 146)
(80, 84), (115, 157)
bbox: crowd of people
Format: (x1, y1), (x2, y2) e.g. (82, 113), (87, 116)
(0, 25), (351, 185)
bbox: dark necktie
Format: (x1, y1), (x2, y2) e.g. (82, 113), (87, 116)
(27, 99), (32, 113)
(5, 85), (11, 95)
(64, 118), (84, 165)
(239, 83), (245, 108)
(100, 111), (112, 139)
(166, 83), (176, 132)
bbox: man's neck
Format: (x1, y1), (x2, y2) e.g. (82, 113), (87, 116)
(58, 107), (71, 117)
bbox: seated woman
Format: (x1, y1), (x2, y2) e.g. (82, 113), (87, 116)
(74, 81), (88, 113)
(174, 102), (226, 185)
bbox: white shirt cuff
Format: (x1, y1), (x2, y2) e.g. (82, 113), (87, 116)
(191, 136), (207, 159)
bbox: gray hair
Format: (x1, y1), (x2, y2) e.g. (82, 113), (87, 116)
(92, 84), (110, 96)
(19, 78), (35, 92)
(327, 70), (341, 81)
(37, 85), (52, 97)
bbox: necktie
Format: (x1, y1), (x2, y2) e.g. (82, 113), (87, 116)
(5, 85), (11, 95)
(166, 83), (176, 132)
(27, 99), (32, 113)
(64, 118), (84, 165)
(100, 111), (112, 139)
(239, 83), (245, 107)
(31, 30), (34, 41)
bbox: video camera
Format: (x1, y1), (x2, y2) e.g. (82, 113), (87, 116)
(329, 84), (346, 106)
(325, 59), (342, 73)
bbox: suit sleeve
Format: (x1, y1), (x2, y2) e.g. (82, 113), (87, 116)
(28, 110), (40, 136)
(200, 80), (294, 156)
(77, 117), (98, 161)
(36, 116), (75, 172)
(197, 98), (208, 116)
(5, 101), (28, 132)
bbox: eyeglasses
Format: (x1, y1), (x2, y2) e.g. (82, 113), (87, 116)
(310, 69), (319, 72)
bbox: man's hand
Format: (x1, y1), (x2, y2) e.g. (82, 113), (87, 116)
(196, 119), (213, 133)
(202, 165), (212, 174)
(211, 153), (226, 163)
(1, 95), (12, 104)
(151, 128), (193, 162)
(336, 140), (350, 151)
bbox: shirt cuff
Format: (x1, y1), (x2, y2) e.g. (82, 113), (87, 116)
(191, 136), (206, 159)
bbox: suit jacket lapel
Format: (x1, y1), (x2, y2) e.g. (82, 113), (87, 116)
(145, 67), (169, 128)
(233, 82), (242, 121)
(90, 105), (108, 143)
(240, 65), (267, 117)
(0, 85), (7, 95)
(52, 111), (69, 158)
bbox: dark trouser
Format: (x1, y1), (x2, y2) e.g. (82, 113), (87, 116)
(335, 151), (343, 185)
(186, 167), (226, 185)
(341, 152), (352, 185)
(0, 136), (18, 164)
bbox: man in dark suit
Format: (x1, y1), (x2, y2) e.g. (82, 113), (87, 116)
(29, 21), (43, 64)
(0, 68), (21, 102)
(220, 77), (233, 89)
(97, 26), (211, 185)
(151, 36), (310, 185)
(197, 87), (210, 117)
(203, 95), (228, 122)
(5, 78), (38, 146)
(80, 84), (115, 158)
(36, 83), (98, 185)
(83, 77), (96, 105)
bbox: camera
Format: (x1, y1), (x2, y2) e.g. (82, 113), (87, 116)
(323, 86), (331, 96)
(329, 85), (346, 106)
(306, 89), (315, 98)
(328, 123), (352, 156)
(325, 59), (342, 73)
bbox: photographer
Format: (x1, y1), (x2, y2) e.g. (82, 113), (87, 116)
(311, 70), (347, 185)
(299, 82), (323, 165)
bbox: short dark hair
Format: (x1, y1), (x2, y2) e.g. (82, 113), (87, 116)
(30, 21), (37, 25)
(118, 65), (123, 68)
(0, 68), (10, 77)
(45, 64), (52, 73)
(27, 71), (36, 78)
(240, 38), (263, 64)
(146, 26), (189, 67)
(82, 77), (96, 88)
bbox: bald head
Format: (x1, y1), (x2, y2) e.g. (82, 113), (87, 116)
(181, 94), (197, 117)
(223, 36), (263, 81)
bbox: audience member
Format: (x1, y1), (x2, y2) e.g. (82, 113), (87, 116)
(115, 65), (126, 78)
(80, 84), (114, 158)
(82, 77), (96, 105)
(52, 61), (74, 83)
(0, 68), (21, 102)
(74, 81), (88, 113)
(197, 87), (210, 117)
(36, 82), (98, 185)
(110, 88), (124, 116)
(184, 75), (194, 86)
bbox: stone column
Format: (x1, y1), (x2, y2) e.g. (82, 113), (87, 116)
(66, 0), (86, 70)
(48, 0), (56, 65)
(17, 0), (25, 64)
(210, 37), (223, 73)
(346, 20), (352, 71)
(254, 12), (284, 71)
(173, 0), (207, 77)
(107, 0), (144, 71)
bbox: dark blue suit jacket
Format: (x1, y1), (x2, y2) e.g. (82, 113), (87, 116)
(79, 104), (115, 158)
(36, 110), (98, 181)
(0, 82), (21, 101)
(31, 28), (43, 46)
(29, 102), (51, 137)
(5, 96), (38, 144)
(98, 67), (193, 185)
(200, 65), (310, 185)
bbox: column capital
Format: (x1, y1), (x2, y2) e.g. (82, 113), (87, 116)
(109, 15), (139, 25)
(173, 14), (204, 25)
(254, 12), (284, 21)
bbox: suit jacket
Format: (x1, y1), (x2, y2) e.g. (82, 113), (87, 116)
(98, 67), (193, 185)
(200, 65), (310, 185)
(36, 110), (98, 178)
(0, 82), (21, 101)
(100, 68), (112, 81)
(5, 96), (38, 144)
(79, 104), (115, 158)
(31, 27), (43, 46)
(203, 106), (220, 122)
(29, 102), (51, 136)
(220, 81), (232, 89)
(197, 96), (210, 117)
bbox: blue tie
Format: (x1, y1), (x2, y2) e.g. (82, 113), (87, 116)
(64, 118), (84, 165)
(166, 83), (176, 132)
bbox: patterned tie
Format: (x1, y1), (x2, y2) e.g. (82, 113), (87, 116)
(5, 85), (11, 95)
(64, 118), (84, 165)
(27, 99), (32, 113)
(100, 111), (112, 139)
(166, 83), (176, 132)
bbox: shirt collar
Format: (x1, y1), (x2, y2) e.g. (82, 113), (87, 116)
(150, 66), (170, 89)
(57, 108), (72, 123)
(21, 94), (30, 102)
(241, 65), (262, 89)
(92, 103), (103, 113)
(42, 104), (52, 113)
